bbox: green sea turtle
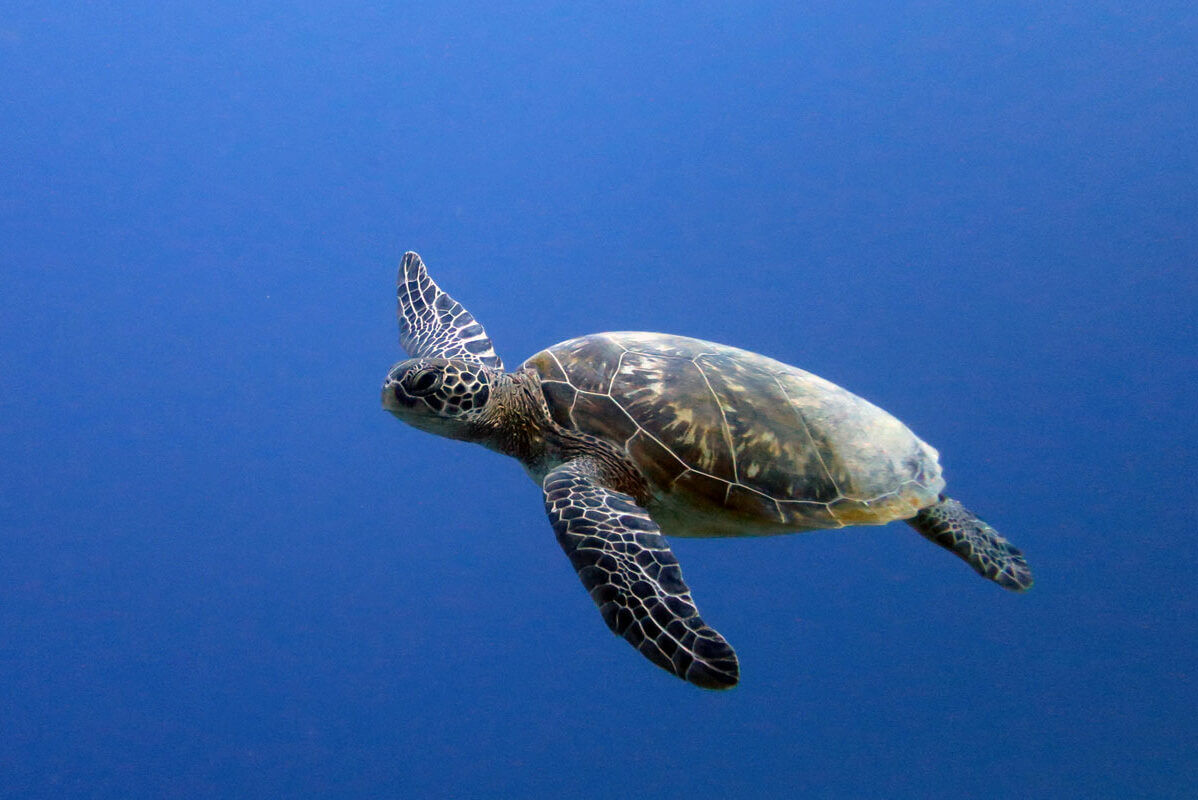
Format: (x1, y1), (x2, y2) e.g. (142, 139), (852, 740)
(383, 252), (1032, 689)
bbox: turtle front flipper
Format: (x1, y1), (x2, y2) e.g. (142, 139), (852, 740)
(908, 496), (1033, 591)
(543, 459), (739, 689)
(396, 252), (504, 369)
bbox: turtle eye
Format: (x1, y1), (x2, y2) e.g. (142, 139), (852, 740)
(403, 367), (441, 397)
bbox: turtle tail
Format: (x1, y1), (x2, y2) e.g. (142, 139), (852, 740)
(907, 496), (1033, 591)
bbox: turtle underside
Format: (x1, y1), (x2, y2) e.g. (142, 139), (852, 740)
(523, 332), (945, 537)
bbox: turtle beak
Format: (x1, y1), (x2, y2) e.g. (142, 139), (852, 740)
(382, 380), (402, 412)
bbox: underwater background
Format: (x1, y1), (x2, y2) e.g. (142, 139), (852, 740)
(2, 2), (1194, 798)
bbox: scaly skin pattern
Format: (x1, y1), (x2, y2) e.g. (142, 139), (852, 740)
(396, 252), (505, 370)
(908, 498), (1033, 591)
(543, 457), (739, 689)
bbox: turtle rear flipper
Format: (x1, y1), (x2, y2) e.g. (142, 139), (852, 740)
(908, 497), (1033, 591)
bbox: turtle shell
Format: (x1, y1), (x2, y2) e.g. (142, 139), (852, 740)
(522, 332), (945, 537)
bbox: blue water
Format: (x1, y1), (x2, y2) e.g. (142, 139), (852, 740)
(2, 3), (1194, 798)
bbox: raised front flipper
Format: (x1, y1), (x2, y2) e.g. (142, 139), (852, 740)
(908, 496), (1034, 591)
(543, 459), (739, 689)
(396, 251), (504, 369)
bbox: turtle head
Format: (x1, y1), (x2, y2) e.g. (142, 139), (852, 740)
(382, 358), (497, 441)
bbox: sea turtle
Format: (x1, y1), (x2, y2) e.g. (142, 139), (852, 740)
(382, 252), (1032, 689)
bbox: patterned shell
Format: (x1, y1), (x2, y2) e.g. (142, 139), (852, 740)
(523, 332), (946, 537)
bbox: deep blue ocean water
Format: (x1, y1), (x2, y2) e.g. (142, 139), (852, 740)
(2, 2), (1194, 798)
